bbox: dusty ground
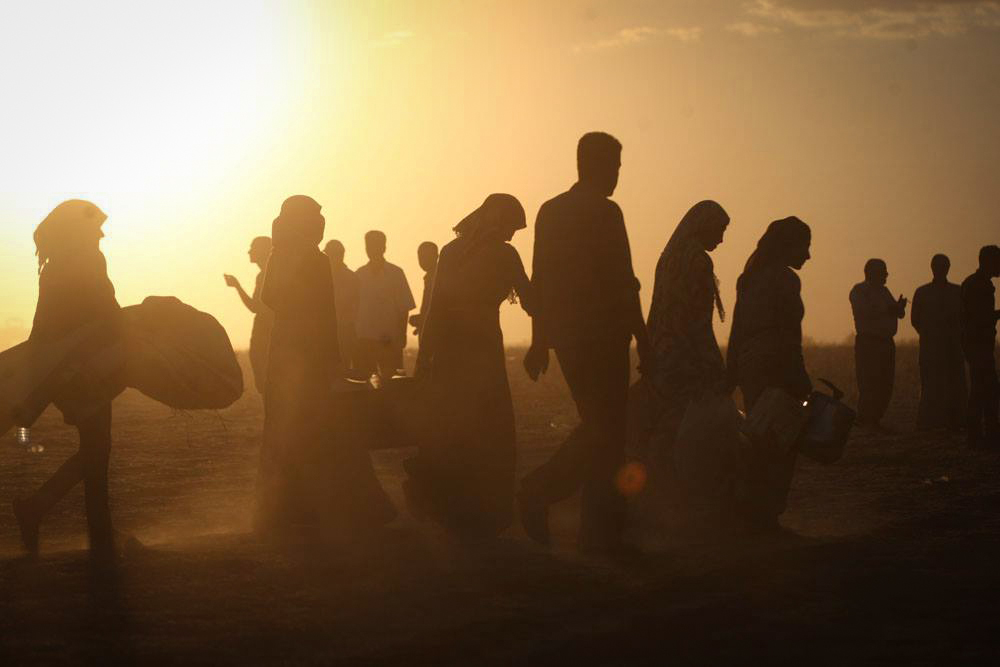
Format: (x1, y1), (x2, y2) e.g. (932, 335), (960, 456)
(2, 345), (999, 665)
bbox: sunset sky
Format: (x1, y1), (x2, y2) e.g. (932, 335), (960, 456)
(1, 0), (998, 351)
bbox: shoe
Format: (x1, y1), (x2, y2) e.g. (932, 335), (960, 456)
(12, 498), (39, 557)
(517, 490), (550, 546)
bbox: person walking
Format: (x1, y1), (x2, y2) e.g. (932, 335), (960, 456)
(224, 236), (274, 394)
(13, 200), (122, 562)
(961, 245), (1000, 448)
(256, 196), (394, 536)
(849, 259), (907, 430)
(726, 217), (813, 532)
(518, 132), (651, 553)
(911, 254), (966, 431)
(406, 195), (531, 540)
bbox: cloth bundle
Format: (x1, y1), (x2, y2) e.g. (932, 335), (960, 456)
(1, 296), (242, 434)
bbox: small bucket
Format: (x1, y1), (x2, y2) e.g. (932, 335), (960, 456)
(798, 379), (856, 464)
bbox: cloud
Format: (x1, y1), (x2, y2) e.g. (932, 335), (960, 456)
(664, 27), (704, 43)
(742, 0), (1000, 39)
(372, 30), (414, 48)
(726, 21), (783, 36)
(574, 25), (702, 52)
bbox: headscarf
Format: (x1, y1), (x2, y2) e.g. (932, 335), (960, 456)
(453, 193), (526, 242)
(656, 200), (729, 321)
(271, 195), (325, 250)
(33, 199), (107, 272)
(743, 216), (810, 275)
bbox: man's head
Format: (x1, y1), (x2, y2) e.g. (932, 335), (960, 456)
(577, 132), (622, 197)
(930, 253), (950, 281)
(979, 244), (1000, 278)
(324, 239), (345, 264)
(365, 230), (387, 262)
(864, 258), (888, 286)
(417, 241), (438, 273)
(249, 236), (272, 267)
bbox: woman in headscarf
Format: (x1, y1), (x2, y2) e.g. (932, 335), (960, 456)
(726, 216), (813, 532)
(257, 195), (394, 537)
(13, 200), (121, 560)
(641, 200), (730, 466)
(405, 194), (532, 540)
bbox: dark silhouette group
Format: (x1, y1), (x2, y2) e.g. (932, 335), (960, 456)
(850, 249), (1000, 449)
(9, 131), (1000, 564)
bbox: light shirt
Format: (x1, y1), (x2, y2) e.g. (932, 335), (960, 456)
(355, 260), (416, 348)
(849, 281), (901, 339)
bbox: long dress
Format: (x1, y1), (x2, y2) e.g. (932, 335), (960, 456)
(727, 264), (811, 525)
(27, 251), (121, 551)
(256, 244), (394, 535)
(404, 237), (531, 538)
(643, 241), (726, 467)
(912, 280), (967, 430)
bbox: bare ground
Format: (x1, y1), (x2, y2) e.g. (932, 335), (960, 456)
(2, 346), (999, 665)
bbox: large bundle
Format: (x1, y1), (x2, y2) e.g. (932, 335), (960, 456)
(121, 296), (243, 410)
(1, 297), (242, 435)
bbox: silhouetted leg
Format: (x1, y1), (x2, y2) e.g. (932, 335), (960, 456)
(521, 339), (630, 548)
(875, 340), (896, 425)
(79, 405), (114, 555)
(966, 355), (997, 445)
(354, 339), (378, 378)
(856, 335), (893, 426)
(739, 383), (797, 528)
(24, 452), (86, 518)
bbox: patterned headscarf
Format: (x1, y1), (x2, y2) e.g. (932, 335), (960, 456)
(657, 200), (729, 321)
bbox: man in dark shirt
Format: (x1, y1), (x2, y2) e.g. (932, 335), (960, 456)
(961, 245), (1000, 448)
(519, 132), (651, 553)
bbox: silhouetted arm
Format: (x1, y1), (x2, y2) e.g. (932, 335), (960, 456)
(910, 288), (925, 335)
(608, 204), (651, 368)
(528, 208), (553, 350)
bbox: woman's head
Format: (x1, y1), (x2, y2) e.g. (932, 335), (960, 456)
(454, 193), (526, 242)
(33, 199), (107, 271)
(748, 216), (811, 272)
(272, 195), (324, 249)
(679, 200), (729, 252)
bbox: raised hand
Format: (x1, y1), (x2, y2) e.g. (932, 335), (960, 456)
(224, 274), (240, 289)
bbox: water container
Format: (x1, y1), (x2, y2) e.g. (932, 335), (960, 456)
(798, 379), (856, 464)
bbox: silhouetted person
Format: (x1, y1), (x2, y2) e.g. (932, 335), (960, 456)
(13, 200), (121, 561)
(224, 236), (274, 394)
(354, 230), (416, 379)
(850, 259), (907, 430)
(911, 254), (967, 431)
(518, 132), (651, 553)
(643, 201), (730, 470)
(727, 217), (812, 532)
(406, 195), (532, 540)
(257, 196), (393, 534)
(409, 241), (439, 338)
(961, 245), (1000, 448)
(323, 240), (359, 371)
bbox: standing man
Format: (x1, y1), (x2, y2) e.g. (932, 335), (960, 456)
(354, 230), (415, 379)
(519, 131), (651, 553)
(324, 240), (359, 371)
(849, 259), (907, 430)
(224, 236), (274, 394)
(911, 254), (966, 431)
(409, 241), (439, 338)
(961, 245), (1000, 448)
